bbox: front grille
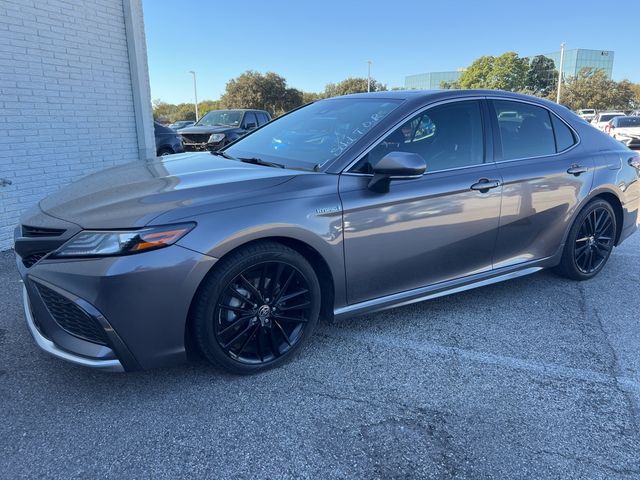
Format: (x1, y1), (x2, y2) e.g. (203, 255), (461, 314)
(181, 133), (211, 144)
(35, 283), (110, 346)
(22, 252), (49, 268)
(22, 225), (65, 237)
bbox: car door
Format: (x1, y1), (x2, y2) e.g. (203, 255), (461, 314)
(339, 99), (503, 304)
(488, 99), (594, 269)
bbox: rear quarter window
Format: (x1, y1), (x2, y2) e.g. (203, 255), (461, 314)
(550, 114), (576, 152)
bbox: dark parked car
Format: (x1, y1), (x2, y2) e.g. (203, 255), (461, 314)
(154, 121), (184, 156)
(168, 120), (195, 130)
(179, 109), (271, 151)
(15, 90), (640, 374)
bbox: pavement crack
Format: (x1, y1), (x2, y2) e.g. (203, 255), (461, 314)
(578, 283), (640, 434)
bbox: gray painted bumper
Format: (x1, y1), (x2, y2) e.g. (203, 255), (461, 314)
(23, 285), (124, 372)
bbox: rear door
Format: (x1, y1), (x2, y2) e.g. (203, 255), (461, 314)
(339, 99), (503, 304)
(489, 99), (594, 268)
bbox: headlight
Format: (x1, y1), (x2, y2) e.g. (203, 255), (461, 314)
(51, 223), (195, 258)
(208, 133), (225, 143)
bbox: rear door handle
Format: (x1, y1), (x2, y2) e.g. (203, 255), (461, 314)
(470, 178), (501, 192)
(567, 164), (588, 176)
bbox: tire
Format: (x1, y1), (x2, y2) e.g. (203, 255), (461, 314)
(193, 242), (321, 374)
(157, 147), (174, 156)
(554, 199), (617, 280)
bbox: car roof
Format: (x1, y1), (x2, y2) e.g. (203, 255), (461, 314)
(330, 89), (565, 106)
(211, 109), (269, 113)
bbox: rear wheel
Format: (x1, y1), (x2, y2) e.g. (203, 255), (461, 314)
(157, 147), (174, 156)
(193, 242), (321, 374)
(554, 199), (616, 280)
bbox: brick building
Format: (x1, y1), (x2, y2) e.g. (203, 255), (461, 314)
(0, 0), (154, 251)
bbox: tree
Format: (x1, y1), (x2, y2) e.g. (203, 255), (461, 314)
(322, 77), (386, 98)
(560, 68), (635, 110)
(220, 71), (304, 117)
(629, 82), (640, 109)
(453, 52), (529, 91)
(525, 55), (558, 97)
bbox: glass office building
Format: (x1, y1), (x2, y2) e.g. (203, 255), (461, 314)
(405, 71), (463, 89)
(544, 49), (614, 79)
(405, 48), (615, 90)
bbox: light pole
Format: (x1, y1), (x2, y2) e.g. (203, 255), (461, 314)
(556, 43), (565, 104)
(367, 60), (372, 92)
(189, 70), (199, 121)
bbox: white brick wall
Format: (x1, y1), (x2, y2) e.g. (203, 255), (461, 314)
(0, 0), (152, 250)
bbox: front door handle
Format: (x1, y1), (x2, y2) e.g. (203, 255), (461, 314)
(567, 164), (588, 176)
(470, 178), (501, 193)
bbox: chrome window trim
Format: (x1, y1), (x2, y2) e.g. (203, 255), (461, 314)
(342, 96), (488, 176)
(486, 96), (582, 164)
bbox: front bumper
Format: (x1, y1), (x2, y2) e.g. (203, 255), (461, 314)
(17, 244), (217, 371)
(22, 285), (124, 371)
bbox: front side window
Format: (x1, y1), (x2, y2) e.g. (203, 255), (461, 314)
(243, 112), (257, 128)
(493, 100), (555, 160)
(225, 98), (401, 170)
(351, 100), (484, 174)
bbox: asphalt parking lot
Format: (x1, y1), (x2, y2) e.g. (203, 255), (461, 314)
(1, 234), (639, 480)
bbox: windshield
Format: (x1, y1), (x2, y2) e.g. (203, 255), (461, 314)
(600, 114), (624, 122)
(197, 111), (243, 127)
(224, 98), (402, 169)
(617, 117), (640, 128)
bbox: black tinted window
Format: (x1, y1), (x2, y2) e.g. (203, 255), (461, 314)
(243, 112), (257, 128)
(493, 101), (555, 160)
(616, 117), (640, 127)
(257, 112), (269, 125)
(353, 100), (484, 173)
(551, 114), (576, 152)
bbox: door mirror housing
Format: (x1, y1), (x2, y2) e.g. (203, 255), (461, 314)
(368, 152), (426, 193)
(245, 122), (257, 130)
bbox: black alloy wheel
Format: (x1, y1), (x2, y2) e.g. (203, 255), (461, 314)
(193, 242), (321, 374)
(215, 261), (312, 364)
(555, 199), (617, 280)
(573, 206), (615, 274)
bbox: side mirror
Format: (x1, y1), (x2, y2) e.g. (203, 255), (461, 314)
(368, 152), (426, 193)
(245, 122), (257, 130)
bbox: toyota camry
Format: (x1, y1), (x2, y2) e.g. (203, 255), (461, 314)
(15, 90), (640, 374)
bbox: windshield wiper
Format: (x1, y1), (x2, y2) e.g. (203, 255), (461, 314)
(238, 157), (286, 169)
(210, 150), (235, 159)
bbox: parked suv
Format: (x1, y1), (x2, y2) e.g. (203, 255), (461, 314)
(179, 109), (271, 151)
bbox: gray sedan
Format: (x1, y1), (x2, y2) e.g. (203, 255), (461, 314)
(14, 90), (640, 374)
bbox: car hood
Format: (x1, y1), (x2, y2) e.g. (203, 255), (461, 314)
(616, 127), (640, 136)
(39, 152), (297, 228)
(179, 125), (236, 134)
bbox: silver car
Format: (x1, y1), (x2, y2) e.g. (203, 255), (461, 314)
(15, 90), (640, 374)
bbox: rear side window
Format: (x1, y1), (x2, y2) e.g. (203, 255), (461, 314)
(257, 112), (270, 125)
(551, 114), (576, 152)
(493, 101), (555, 160)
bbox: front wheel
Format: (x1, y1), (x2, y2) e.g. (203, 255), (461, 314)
(193, 242), (321, 374)
(554, 199), (617, 280)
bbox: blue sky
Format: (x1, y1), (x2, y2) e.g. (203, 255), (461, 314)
(143, 0), (640, 104)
